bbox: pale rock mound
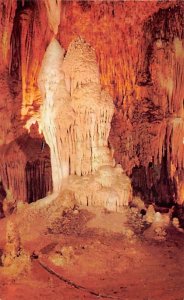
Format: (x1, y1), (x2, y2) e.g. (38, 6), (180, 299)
(62, 165), (132, 211)
(1, 220), (30, 277)
(131, 196), (146, 211)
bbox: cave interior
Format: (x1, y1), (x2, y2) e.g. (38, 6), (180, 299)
(0, 0), (184, 299)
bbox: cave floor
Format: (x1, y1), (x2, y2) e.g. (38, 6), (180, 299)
(0, 206), (184, 300)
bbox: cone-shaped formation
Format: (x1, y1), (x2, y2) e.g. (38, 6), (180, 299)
(38, 39), (74, 192)
(64, 37), (115, 175)
(38, 38), (132, 210)
(62, 37), (100, 94)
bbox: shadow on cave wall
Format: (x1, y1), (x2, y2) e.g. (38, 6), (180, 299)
(136, 4), (184, 86)
(0, 132), (53, 206)
(0, 0), (53, 209)
(131, 4), (184, 208)
(131, 153), (177, 208)
(0, 182), (6, 217)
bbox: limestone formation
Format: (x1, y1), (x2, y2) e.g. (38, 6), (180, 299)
(172, 217), (180, 229)
(2, 220), (21, 267)
(49, 245), (75, 267)
(2, 220), (30, 276)
(38, 38), (74, 192)
(61, 165), (132, 211)
(38, 37), (132, 211)
(0, 135), (52, 203)
(144, 205), (155, 224)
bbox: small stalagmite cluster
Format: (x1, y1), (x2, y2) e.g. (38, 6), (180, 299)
(38, 37), (132, 211)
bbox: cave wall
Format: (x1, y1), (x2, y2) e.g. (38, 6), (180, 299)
(0, 0), (184, 207)
(0, 0), (52, 207)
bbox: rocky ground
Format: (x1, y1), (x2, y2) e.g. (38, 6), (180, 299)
(0, 200), (184, 300)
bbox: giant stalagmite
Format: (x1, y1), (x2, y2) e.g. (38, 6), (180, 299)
(38, 37), (132, 211)
(38, 39), (74, 192)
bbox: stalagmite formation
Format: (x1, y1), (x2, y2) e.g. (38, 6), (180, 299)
(38, 37), (132, 210)
(38, 39), (74, 192)
(2, 220), (22, 267)
(62, 38), (115, 175)
(63, 165), (132, 211)
(2, 220), (30, 276)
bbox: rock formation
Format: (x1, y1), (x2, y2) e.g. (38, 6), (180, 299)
(44, 0), (61, 35)
(38, 37), (132, 211)
(2, 220), (22, 267)
(0, 132), (52, 205)
(2, 220), (30, 276)
(38, 39), (72, 192)
(62, 37), (115, 175)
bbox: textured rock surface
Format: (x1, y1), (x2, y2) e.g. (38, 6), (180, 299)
(0, 133), (52, 203)
(1, 220), (31, 277)
(39, 37), (131, 210)
(63, 38), (115, 175)
(0, 0), (184, 210)
(38, 38), (71, 192)
(62, 165), (132, 211)
(0, 1), (53, 206)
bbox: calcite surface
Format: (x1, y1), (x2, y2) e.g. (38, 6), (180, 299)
(62, 38), (115, 175)
(38, 38), (72, 192)
(38, 37), (132, 210)
(62, 165), (131, 211)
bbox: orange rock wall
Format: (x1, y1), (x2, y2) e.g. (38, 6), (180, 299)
(0, 0), (52, 206)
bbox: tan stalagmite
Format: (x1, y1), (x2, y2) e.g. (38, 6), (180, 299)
(62, 37), (100, 95)
(1, 220), (31, 277)
(38, 39), (74, 192)
(63, 37), (115, 175)
(38, 37), (132, 211)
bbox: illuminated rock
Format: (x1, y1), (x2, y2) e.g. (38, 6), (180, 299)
(38, 37), (132, 210)
(62, 165), (132, 211)
(38, 39), (74, 192)
(44, 0), (61, 35)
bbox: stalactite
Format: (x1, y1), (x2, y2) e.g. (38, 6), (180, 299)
(0, 0), (17, 69)
(0, 135), (52, 203)
(44, 0), (61, 35)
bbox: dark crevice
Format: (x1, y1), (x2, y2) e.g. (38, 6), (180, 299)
(136, 5), (184, 86)
(131, 151), (176, 208)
